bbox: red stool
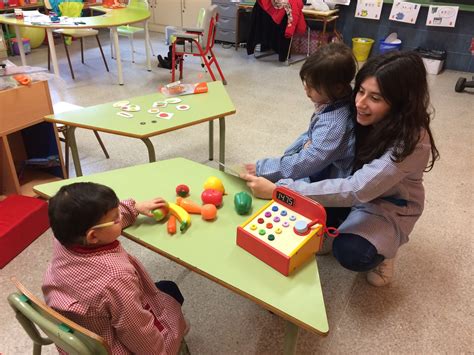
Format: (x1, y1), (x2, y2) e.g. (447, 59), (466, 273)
(0, 195), (49, 269)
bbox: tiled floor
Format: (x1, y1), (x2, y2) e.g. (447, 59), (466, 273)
(1, 31), (473, 354)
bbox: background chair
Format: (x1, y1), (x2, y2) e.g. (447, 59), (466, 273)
(53, 101), (110, 178)
(47, 2), (109, 80)
(111, 25), (155, 63)
(111, 0), (154, 63)
(171, 4), (227, 84)
(8, 277), (110, 354)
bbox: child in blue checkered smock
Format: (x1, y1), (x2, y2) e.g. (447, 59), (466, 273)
(242, 51), (440, 287)
(244, 42), (357, 188)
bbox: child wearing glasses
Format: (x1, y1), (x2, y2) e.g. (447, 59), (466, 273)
(43, 182), (187, 355)
(244, 42), (357, 188)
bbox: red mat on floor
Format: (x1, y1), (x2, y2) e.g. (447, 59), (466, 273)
(0, 195), (49, 269)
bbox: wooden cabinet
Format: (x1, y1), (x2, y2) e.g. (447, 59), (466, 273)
(212, 0), (238, 44)
(0, 81), (65, 196)
(148, 0), (211, 32)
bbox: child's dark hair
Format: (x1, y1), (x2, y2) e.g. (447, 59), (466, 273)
(299, 42), (356, 102)
(48, 182), (119, 246)
(353, 51), (439, 172)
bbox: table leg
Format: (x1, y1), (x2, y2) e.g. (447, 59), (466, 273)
(141, 138), (156, 162)
(219, 117), (225, 171)
(13, 25), (26, 66)
(208, 120), (214, 161)
(46, 28), (60, 77)
(66, 126), (83, 177)
(111, 27), (124, 85)
(283, 321), (299, 355)
(144, 20), (151, 72)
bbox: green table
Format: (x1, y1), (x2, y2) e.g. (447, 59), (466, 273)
(0, 2), (151, 85)
(34, 158), (329, 354)
(44, 81), (236, 177)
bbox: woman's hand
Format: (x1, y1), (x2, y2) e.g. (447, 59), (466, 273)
(240, 174), (276, 200)
(135, 198), (168, 217)
(243, 163), (257, 176)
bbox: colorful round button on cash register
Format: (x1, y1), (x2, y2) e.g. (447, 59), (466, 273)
(275, 228), (282, 234)
(294, 220), (309, 235)
(264, 211), (272, 218)
(257, 218), (264, 224)
(266, 223), (273, 229)
(282, 221), (290, 228)
(250, 224), (257, 230)
(273, 216), (280, 223)
(272, 206), (279, 212)
(289, 215), (297, 221)
(268, 234), (275, 241)
(259, 229), (266, 235)
(281, 210), (287, 216)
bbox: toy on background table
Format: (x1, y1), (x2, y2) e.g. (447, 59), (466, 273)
(160, 81), (208, 97)
(236, 187), (337, 276)
(234, 191), (252, 215)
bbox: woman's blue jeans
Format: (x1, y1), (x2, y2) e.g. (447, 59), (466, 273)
(326, 208), (385, 272)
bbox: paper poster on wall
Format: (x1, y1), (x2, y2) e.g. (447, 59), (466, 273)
(355, 0), (383, 20)
(426, 6), (459, 28)
(389, 1), (420, 24)
(326, 0), (351, 5)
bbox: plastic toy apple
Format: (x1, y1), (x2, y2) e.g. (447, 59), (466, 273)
(203, 176), (225, 194)
(152, 204), (169, 221)
(201, 189), (223, 207)
(201, 204), (217, 220)
(176, 184), (190, 197)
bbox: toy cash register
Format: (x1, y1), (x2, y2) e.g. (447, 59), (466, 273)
(236, 187), (329, 276)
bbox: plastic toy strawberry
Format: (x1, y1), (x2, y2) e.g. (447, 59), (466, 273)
(176, 184), (190, 197)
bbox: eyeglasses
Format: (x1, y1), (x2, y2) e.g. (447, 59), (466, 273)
(90, 215), (122, 230)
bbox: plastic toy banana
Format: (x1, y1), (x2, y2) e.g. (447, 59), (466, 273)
(168, 202), (191, 232)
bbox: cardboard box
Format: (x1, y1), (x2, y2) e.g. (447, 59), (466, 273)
(422, 57), (444, 75)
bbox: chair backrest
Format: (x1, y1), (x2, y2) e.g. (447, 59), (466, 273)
(7, 277), (111, 355)
(58, 1), (84, 17)
(200, 4), (218, 51)
(127, 0), (149, 10)
(196, 7), (206, 28)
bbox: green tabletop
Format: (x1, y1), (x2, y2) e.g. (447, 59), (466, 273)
(34, 158), (329, 336)
(0, 4), (150, 29)
(44, 81), (236, 139)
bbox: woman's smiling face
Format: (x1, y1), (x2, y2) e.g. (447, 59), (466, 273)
(355, 76), (391, 126)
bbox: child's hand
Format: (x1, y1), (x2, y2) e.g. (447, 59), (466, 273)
(240, 174), (275, 200)
(244, 163), (257, 176)
(135, 198), (168, 217)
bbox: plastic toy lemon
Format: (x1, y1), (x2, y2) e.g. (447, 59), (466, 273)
(203, 176), (225, 194)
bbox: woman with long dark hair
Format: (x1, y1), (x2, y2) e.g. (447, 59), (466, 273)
(242, 51), (440, 286)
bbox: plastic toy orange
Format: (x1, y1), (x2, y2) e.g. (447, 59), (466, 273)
(167, 214), (177, 235)
(177, 197), (201, 214)
(13, 74), (32, 86)
(201, 204), (217, 220)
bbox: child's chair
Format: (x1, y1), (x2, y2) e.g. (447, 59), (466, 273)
(7, 277), (111, 354)
(47, 2), (109, 80)
(111, 0), (155, 63)
(171, 4), (227, 84)
(8, 276), (191, 354)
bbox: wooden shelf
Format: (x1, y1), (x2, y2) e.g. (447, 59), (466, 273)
(0, 81), (65, 196)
